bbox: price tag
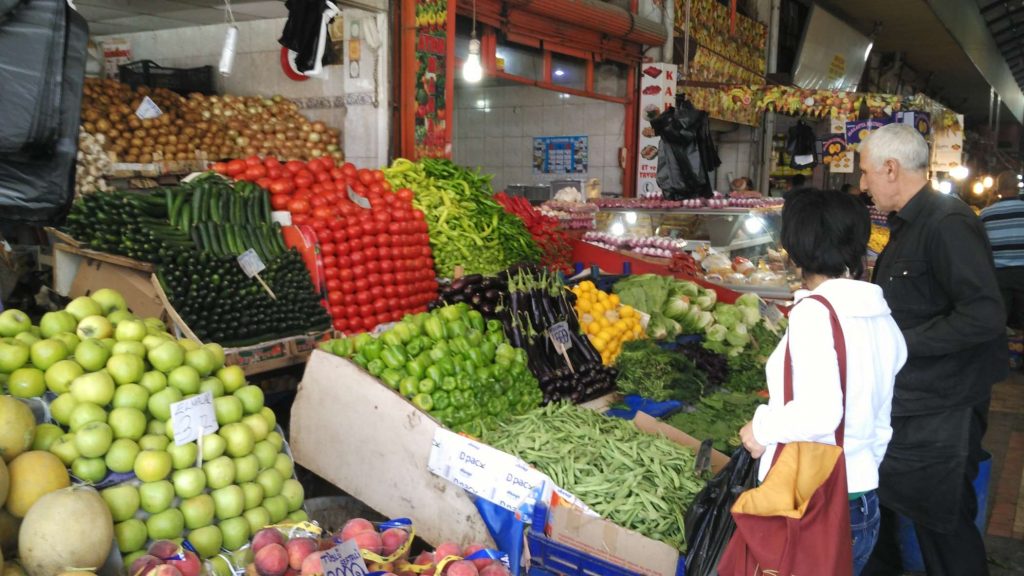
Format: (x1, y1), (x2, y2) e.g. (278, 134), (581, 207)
(759, 298), (784, 325)
(237, 249), (266, 278)
(547, 321), (573, 350)
(170, 392), (218, 446)
(348, 188), (372, 210)
(135, 96), (163, 119)
(321, 539), (369, 576)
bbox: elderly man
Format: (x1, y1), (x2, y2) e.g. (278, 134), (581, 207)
(860, 123), (1007, 575)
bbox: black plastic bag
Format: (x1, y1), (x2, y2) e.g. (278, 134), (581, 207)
(786, 120), (817, 169)
(684, 449), (758, 576)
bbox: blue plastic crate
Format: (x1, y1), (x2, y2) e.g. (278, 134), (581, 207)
(566, 264), (631, 293)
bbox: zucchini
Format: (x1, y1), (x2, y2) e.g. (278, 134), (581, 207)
(209, 188), (221, 223)
(191, 185), (203, 225)
(260, 190), (272, 224)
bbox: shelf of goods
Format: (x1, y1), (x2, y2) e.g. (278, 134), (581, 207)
(0, 291), (310, 573)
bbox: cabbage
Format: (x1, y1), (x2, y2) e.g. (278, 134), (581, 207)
(741, 306), (761, 326)
(696, 289), (717, 311)
(665, 295), (691, 321)
(646, 313), (671, 340)
(726, 323), (750, 347)
(713, 304), (742, 329)
(695, 311), (715, 330)
(664, 317), (683, 339)
(706, 324), (728, 342)
(674, 282), (701, 299)
(736, 293), (761, 309)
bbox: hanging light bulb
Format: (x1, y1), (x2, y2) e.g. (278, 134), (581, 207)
(462, 0), (483, 83)
(973, 181), (985, 195)
(983, 175), (994, 189)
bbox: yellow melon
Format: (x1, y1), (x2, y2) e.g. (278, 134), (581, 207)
(0, 509), (18, 558)
(5, 452), (69, 518)
(19, 487), (113, 576)
(0, 398), (35, 463)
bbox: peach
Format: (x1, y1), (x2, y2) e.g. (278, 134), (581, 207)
(339, 518), (376, 542)
(130, 555), (162, 576)
(253, 528), (286, 553)
(149, 540), (184, 559)
(479, 565), (510, 576)
(300, 551), (323, 576)
(255, 543), (289, 576)
(445, 560), (479, 576)
(461, 545), (492, 571)
(286, 538), (319, 570)
(145, 567), (183, 576)
(412, 552), (435, 576)
(380, 528), (410, 557)
(353, 530), (383, 555)
(285, 570), (299, 576)
(168, 551), (201, 576)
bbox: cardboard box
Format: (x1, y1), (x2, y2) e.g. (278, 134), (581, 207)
(52, 243), (166, 318)
(290, 350), (495, 548)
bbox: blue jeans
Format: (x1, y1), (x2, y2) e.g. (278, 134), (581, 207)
(851, 491), (881, 575)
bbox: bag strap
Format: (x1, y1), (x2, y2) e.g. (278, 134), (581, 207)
(779, 294), (848, 450)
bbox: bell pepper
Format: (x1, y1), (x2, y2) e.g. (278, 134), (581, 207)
(467, 310), (485, 332)
(352, 332), (373, 352)
(439, 304), (465, 323)
(381, 331), (402, 348)
(480, 342), (496, 363)
(467, 348), (485, 368)
(437, 357), (456, 376)
(466, 330), (484, 347)
(329, 338), (352, 357)
(405, 358), (427, 380)
(318, 341), (333, 353)
(380, 369), (403, 390)
(447, 320), (467, 339)
(495, 343), (516, 367)
(487, 330), (505, 346)
(361, 339), (384, 362)
(441, 376), (458, 391)
(406, 320), (423, 339)
(460, 359), (477, 376)
(425, 316), (446, 341)
(432, 391), (450, 412)
(392, 322), (413, 343)
(418, 378), (436, 394)
(353, 353), (368, 368)
(406, 338), (425, 358)
(367, 359), (385, 377)
(476, 365), (493, 381)
(381, 347), (407, 370)
(451, 336), (471, 355)
(399, 376), (419, 398)
(463, 419), (483, 438)
(486, 319), (503, 334)
(412, 393), (434, 412)
(425, 364), (444, 384)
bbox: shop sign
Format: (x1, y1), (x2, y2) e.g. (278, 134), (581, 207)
(102, 38), (131, 80)
(532, 136), (588, 174)
(637, 63), (676, 198)
(931, 113), (964, 173)
(896, 111), (930, 136)
(413, 0), (451, 158)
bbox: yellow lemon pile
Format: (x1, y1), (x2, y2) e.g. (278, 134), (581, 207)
(571, 280), (645, 365)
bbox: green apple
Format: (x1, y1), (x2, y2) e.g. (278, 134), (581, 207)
(212, 484), (244, 520)
(70, 370), (115, 405)
(241, 413), (270, 442)
(0, 340), (29, 372)
(259, 407), (277, 430)
(44, 359), (83, 394)
(39, 311), (77, 338)
(146, 508), (184, 540)
(107, 309), (135, 326)
(273, 454), (294, 480)
(217, 365), (246, 393)
(31, 423), (64, 451)
(189, 525), (223, 559)
(139, 370), (168, 394)
(203, 455), (236, 490)
(29, 339), (69, 370)
(142, 333), (172, 351)
(135, 449), (172, 482)
(172, 466), (207, 498)
(8, 367), (45, 398)
(74, 338), (110, 372)
(234, 454), (259, 484)
(75, 421), (114, 458)
(14, 330), (40, 346)
(77, 315), (114, 340)
(51, 331), (81, 352)
(197, 433), (225, 462)
(253, 441), (277, 470)
(178, 338), (201, 352)
(233, 385), (264, 414)
(115, 518), (148, 554)
(144, 317), (167, 333)
(147, 419), (166, 436)
(66, 296), (102, 321)
(100, 337), (117, 351)
(50, 393), (79, 426)
(108, 407), (147, 440)
(148, 341), (184, 373)
(262, 495), (288, 523)
(280, 478), (304, 512)
(184, 348), (217, 377)
(288, 510), (309, 522)
(241, 482), (264, 510)
(68, 402), (107, 432)
(243, 506), (271, 535)
(112, 340), (147, 358)
(106, 438), (141, 473)
(214, 396), (244, 425)
(139, 480), (175, 513)
(107, 353), (145, 385)
(113, 383), (150, 411)
(168, 442), (198, 470)
(203, 343), (225, 369)
(219, 515), (251, 552)
(49, 433), (80, 465)
(72, 456), (108, 483)
(102, 483), (140, 521)
(220, 423), (255, 458)
(168, 365), (200, 395)
(148, 387), (183, 421)
(139, 434), (169, 451)
(256, 468), (284, 498)
(199, 377), (224, 398)
(0, 309), (31, 336)
(181, 493), (216, 529)
(114, 319), (148, 342)
(91, 288), (127, 315)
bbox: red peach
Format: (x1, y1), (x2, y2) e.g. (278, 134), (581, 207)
(445, 560), (479, 576)
(381, 528), (411, 557)
(339, 518), (375, 542)
(353, 530), (383, 555)
(286, 538), (319, 570)
(479, 565), (510, 576)
(300, 551), (323, 576)
(130, 555), (162, 576)
(253, 528), (287, 554)
(148, 540), (183, 559)
(413, 552), (435, 576)
(285, 570), (299, 576)
(255, 543), (290, 576)
(461, 544), (492, 571)
(433, 543), (461, 565)
(145, 567), (183, 576)
(167, 551), (201, 576)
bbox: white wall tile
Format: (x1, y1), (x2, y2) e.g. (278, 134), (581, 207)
(541, 107), (564, 135)
(484, 137), (504, 164)
(502, 108), (524, 137)
(464, 110), (485, 138)
(588, 136), (605, 169)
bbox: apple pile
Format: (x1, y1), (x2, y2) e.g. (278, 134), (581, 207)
(0, 289), (306, 565)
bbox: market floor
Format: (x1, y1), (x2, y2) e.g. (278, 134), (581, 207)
(983, 370), (1024, 575)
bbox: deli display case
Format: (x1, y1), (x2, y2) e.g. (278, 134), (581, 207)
(591, 207), (799, 300)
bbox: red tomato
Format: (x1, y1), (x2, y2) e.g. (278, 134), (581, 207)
(313, 206), (332, 220)
(264, 156), (281, 168)
(350, 251), (365, 265)
(355, 278), (369, 292)
(336, 255), (352, 269)
(341, 281), (356, 294)
(348, 237), (363, 251)
(327, 291), (343, 305)
(396, 188), (414, 202)
(384, 285), (397, 297)
(322, 255), (337, 269)
(356, 291), (372, 305)
(382, 273), (396, 285)
(287, 199), (310, 214)
(367, 273), (381, 286)
(295, 173), (314, 189)
(292, 214), (309, 225)
(270, 195), (291, 210)
(376, 234), (391, 247)
(360, 223), (376, 236)
(256, 177), (273, 190)
(326, 278), (342, 292)
(333, 318), (347, 331)
(345, 305), (359, 318)
(320, 242), (336, 255)
(339, 268), (353, 281)
(379, 259), (394, 272)
(332, 229), (348, 243)
(226, 159), (246, 176)
(269, 179), (294, 195)
(364, 247), (379, 260)
(331, 168), (346, 181)
(342, 162), (357, 176)
(245, 165), (268, 180)
(324, 267), (339, 279)
(372, 170), (386, 182)
(330, 305), (344, 317)
(285, 160), (305, 174)
(373, 299), (388, 313)
(352, 265), (367, 278)
(357, 169), (374, 186)
(316, 171), (332, 183)
(212, 162), (230, 175)
(366, 260), (380, 273)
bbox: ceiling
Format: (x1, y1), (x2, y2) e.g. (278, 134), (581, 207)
(978, 0), (1024, 93)
(77, 0), (287, 35)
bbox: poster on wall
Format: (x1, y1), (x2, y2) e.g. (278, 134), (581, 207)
(102, 38), (131, 80)
(637, 63), (676, 198)
(533, 136), (588, 174)
(931, 113), (964, 173)
(413, 0), (451, 158)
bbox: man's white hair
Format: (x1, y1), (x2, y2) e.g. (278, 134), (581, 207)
(860, 123), (929, 173)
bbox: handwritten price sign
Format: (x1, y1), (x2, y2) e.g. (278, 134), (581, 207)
(171, 392), (218, 446)
(321, 539), (368, 576)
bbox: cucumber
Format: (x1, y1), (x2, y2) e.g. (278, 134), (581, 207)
(191, 185), (203, 224)
(209, 188), (221, 223)
(260, 190), (272, 224)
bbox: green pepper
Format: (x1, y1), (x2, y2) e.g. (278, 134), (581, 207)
(411, 312), (430, 329)
(380, 369), (403, 389)
(467, 310), (485, 332)
(487, 330), (505, 346)
(466, 330), (484, 347)
(460, 359), (477, 376)
(486, 319), (503, 334)
(381, 347), (407, 370)
(418, 378), (436, 394)
(458, 375), (472, 390)
(353, 353), (368, 368)
(495, 343), (515, 367)
(329, 338), (352, 357)
(382, 331), (402, 348)
(466, 348), (485, 368)
(319, 341), (334, 353)
(406, 320), (423, 339)
(437, 357), (456, 376)
(440, 376), (458, 391)
(362, 339), (384, 361)
(352, 332), (373, 352)
(412, 393), (434, 412)
(452, 336), (471, 354)
(392, 322), (413, 343)
(463, 419), (483, 438)
(425, 316), (446, 341)
(447, 321), (467, 339)
(480, 342), (496, 363)
(405, 358), (427, 380)
(439, 304), (465, 323)
(367, 358), (385, 377)
(399, 376), (419, 398)
(428, 347), (446, 362)
(406, 338), (424, 357)
(432, 390), (450, 411)
(426, 364), (444, 384)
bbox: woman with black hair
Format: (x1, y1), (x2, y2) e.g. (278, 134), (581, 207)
(737, 189), (907, 574)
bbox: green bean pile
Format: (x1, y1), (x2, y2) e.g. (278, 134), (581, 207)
(482, 403), (705, 551)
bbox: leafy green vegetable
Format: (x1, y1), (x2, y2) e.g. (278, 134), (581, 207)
(614, 340), (706, 404)
(667, 391), (768, 454)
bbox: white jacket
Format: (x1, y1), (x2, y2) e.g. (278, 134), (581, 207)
(751, 278), (907, 493)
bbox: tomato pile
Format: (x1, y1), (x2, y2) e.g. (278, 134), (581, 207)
(493, 192), (573, 273)
(212, 156), (439, 333)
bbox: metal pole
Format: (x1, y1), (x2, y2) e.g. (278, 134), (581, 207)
(683, 0), (691, 77)
(996, 94), (1002, 139)
(762, 0), (781, 195)
(663, 0), (675, 62)
(989, 87), (996, 133)
(767, 0), (780, 74)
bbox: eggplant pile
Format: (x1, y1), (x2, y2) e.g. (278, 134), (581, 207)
(434, 274), (505, 317)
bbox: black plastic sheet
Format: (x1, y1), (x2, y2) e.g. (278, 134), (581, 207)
(684, 449), (758, 576)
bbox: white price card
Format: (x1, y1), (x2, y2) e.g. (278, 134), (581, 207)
(547, 321), (573, 351)
(348, 188), (372, 210)
(321, 539), (368, 576)
(135, 96), (163, 119)
(759, 299), (784, 325)
(170, 392), (219, 446)
(237, 249), (266, 278)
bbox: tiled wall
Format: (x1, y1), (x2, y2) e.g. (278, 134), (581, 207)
(452, 84), (626, 194)
(713, 125), (759, 193)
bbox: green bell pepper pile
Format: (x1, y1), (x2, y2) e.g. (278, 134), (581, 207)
(325, 302), (544, 436)
(383, 158), (542, 277)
